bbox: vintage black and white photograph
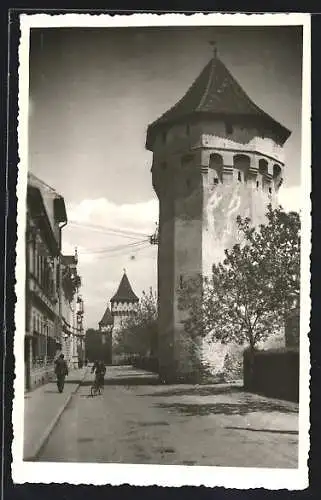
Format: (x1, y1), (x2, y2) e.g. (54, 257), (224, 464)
(13, 13), (310, 489)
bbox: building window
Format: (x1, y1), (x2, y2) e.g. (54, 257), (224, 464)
(269, 187), (272, 194)
(214, 177), (219, 185)
(238, 171), (242, 182)
(179, 275), (183, 289)
(256, 181), (259, 188)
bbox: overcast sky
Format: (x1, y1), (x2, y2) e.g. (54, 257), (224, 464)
(28, 25), (303, 328)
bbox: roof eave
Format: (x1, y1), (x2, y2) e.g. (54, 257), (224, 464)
(146, 112), (291, 150)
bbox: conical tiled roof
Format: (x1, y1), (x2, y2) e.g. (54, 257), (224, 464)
(110, 271), (139, 303)
(99, 305), (114, 326)
(146, 55), (291, 149)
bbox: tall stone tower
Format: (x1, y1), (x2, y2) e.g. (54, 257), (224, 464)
(145, 48), (291, 382)
(110, 270), (139, 333)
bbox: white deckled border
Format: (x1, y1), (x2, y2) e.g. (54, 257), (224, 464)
(12, 12), (311, 489)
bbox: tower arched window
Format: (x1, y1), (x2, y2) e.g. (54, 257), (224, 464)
(234, 154), (250, 182)
(273, 164), (281, 178)
(259, 159), (268, 175)
(209, 153), (223, 185)
(225, 122), (233, 135)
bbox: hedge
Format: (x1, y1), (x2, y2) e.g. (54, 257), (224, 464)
(243, 348), (299, 402)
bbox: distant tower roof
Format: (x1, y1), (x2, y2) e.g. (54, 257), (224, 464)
(99, 305), (114, 327)
(146, 51), (291, 150)
(110, 270), (139, 303)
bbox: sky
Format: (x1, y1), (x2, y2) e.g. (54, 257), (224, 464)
(28, 25), (303, 328)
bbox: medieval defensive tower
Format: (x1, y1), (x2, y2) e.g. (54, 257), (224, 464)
(110, 270), (139, 333)
(145, 48), (291, 382)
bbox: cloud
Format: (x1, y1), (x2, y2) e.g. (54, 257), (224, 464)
(278, 185), (301, 212)
(66, 197), (159, 235)
(62, 197), (158, 329)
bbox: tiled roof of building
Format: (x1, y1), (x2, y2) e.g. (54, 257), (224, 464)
(146, 55), (291, 149)
(99, 306), (114, 326)
(110, 271), (139, 303)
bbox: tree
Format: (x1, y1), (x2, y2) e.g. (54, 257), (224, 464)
(178, 204), (300, 354)
(62, 267), (82, 303)
(85, 328), (111, 363)
(115, 288), (158, 359)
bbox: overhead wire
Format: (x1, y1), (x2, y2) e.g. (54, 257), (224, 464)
(68, 220), (150, 240)
(95, 242), (153, 260)
(84, 240), (150, 255)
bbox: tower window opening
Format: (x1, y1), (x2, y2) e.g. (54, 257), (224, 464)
(256, 181), (259, 188)
(226, 122), (233, 135)
(269, 187), (272, 194)
(238, 171), (242, 182)
(179, 275), (183, 289)
(214, 177), (219, 185)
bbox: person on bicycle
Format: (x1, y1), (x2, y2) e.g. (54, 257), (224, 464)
(91, 360), (106, 389)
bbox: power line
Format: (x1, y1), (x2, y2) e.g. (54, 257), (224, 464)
(69, 220), (150, 238)
(95, 243), (152, 260)
(83, 240), (149, 255)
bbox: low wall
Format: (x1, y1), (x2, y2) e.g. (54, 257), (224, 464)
(29, 364), (55, 391)
(243, 348), (299, 402)
(132, 356), (159, 374)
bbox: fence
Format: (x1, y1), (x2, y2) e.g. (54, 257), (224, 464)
(243, 348), (299, 402)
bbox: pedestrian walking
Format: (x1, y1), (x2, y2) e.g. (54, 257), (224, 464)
(54, 353), (69, 393)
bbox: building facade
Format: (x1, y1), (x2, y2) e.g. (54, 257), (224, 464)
(146, 50), (291, 382)
(25, 173), (67, 390)
(25, 173), (85, 390)
(60, 253), (85, 369)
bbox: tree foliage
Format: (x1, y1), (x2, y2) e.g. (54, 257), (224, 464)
(179, 205), (300, 351)
(115, 288), (158, 358)
(85, 328), (112, 363)
(62, 266), (81, 303)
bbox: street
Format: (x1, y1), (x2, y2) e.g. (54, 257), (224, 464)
(34, 365), (299, 468)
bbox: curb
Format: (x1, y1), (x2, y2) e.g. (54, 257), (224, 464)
(25, 368), (89, 461)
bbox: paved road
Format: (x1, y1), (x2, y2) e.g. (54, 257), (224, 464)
(37, 365), (299, 468)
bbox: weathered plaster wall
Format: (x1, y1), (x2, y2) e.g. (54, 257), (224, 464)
(152, 120), (286, 382)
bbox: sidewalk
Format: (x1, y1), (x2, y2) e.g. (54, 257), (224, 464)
(23, 366), (88, 460)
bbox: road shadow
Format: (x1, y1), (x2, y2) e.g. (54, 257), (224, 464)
(225, 426), (298, 435)
(142, 385), (243, 398)
(80, 377), (160, 387)
(136, 421), (170, 427)
(157, 400), (298, 416)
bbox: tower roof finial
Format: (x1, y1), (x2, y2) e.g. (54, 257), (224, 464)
(209, 39), (218, 59)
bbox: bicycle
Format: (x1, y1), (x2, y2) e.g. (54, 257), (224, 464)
(90, 375), (104, 397)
